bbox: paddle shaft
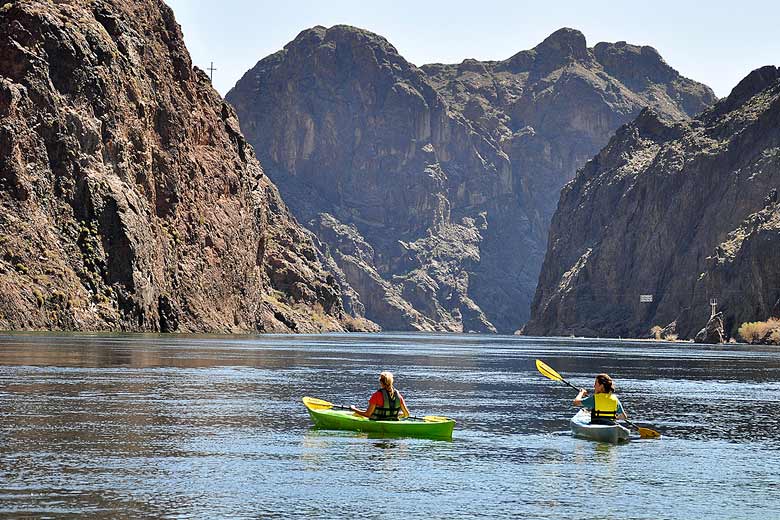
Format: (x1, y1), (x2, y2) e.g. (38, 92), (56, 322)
(330, 402), (430, 422)
(623, 417), (651, 434)
(556, 377), (582, 392)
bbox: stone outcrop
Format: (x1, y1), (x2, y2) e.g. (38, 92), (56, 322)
(526, 66), (780, 339)
(227, 25), (715, 332)
(695, 312), (725, 344)
(0, 0), (363, 332)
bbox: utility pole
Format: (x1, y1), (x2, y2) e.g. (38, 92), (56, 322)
(208, 61), (217, 82)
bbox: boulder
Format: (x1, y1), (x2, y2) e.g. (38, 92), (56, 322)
(695, 313), (725, 344)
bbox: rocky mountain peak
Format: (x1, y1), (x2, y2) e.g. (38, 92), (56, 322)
(535, 27), (590, 61)
(500, 27), (590, 73)
(285, 24), (405, 68)
(286, 25), (328, 48)
(593, 40), (678, 89)
(711, 65), (780, 117)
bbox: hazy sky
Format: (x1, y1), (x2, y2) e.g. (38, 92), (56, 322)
(166, 0), (780, 99)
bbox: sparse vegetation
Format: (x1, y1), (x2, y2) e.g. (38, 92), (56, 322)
(650, 325), (663, 340)
(77, 219), (108, 300)
(649, 324), (677, 341)
(343, 314), (377, 332)
(305, 302), (332, 328)
(33, 288), (44, 308)
(738, 318), (780, 344)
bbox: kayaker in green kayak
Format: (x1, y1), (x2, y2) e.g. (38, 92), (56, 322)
(350, 371), (410, 421)
(572, 373), (628, 425)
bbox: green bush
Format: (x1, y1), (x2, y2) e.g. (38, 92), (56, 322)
(32, 289), (43, 308)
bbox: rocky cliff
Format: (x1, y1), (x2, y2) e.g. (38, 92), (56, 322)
(227, 26), (715, 332)
(0, 0), (356, 332)
(526, 66), (780, 339)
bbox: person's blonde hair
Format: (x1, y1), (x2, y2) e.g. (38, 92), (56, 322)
(379, 371), (395, 396)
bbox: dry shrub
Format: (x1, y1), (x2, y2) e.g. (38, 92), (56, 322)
(343, 314), (380, 332)
(650, 325), (663, 340)
(738, 318), (780, 344)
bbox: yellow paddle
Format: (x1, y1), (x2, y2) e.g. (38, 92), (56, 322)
(535, 359), (661, 439)
(302, 396), (451, 423)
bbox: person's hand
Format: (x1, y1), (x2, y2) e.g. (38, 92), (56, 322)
(579, 388), (588, 397)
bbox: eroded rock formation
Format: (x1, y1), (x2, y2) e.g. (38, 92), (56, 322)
(526, 66), (780, 339)
(0, 0), (359, 332)
(227, 26), (715, 332)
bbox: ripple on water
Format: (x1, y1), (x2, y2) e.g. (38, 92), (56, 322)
(1, 333), (779, 519)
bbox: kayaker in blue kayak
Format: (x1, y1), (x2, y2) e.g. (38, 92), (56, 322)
(572, 373), (628, 425)
(351, 371), (410, 421)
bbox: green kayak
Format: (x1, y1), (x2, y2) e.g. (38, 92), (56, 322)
(570, 408), (630, 443)
(302, 396), (455, 440)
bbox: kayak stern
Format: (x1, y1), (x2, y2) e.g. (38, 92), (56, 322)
(569, 408), (630, 443)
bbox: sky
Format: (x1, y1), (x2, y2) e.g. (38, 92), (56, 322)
(166, 0), (780, 99)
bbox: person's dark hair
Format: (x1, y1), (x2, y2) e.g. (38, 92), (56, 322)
(596, 373), (614, 393)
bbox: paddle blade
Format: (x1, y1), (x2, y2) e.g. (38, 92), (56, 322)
(302, 396), (335, 410)
(536, 359), (563, 382)
(637, 426), (661, 439)
(625, 418), (661, 439)
(421, 415), (452, 423)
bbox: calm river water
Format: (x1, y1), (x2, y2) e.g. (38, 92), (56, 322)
(0, 332), (778, 519)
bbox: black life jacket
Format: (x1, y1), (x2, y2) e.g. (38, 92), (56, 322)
(369, 388), (401, 421)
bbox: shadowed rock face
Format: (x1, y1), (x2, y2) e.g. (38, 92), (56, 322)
(0, 0), (358, 332)
(526, 66), (780, 339)
(227, 25), (715, 333)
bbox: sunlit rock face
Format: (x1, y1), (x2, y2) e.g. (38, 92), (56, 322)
(526, 66), (780, 339)
(0, 0), (361, 333)
(227, 25), (715, 333)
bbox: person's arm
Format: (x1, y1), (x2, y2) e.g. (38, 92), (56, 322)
(399, 396), (410, 418)
(573, 388), (589, 407)
(616, 401), (627, 421)
(350, 402), (376, 418)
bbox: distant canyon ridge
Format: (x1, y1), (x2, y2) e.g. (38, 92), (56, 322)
(227, 25), (715, 333)
(4, 2), (776, 340)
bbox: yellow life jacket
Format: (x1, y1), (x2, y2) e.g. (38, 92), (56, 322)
(591, 393), (619, 423)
